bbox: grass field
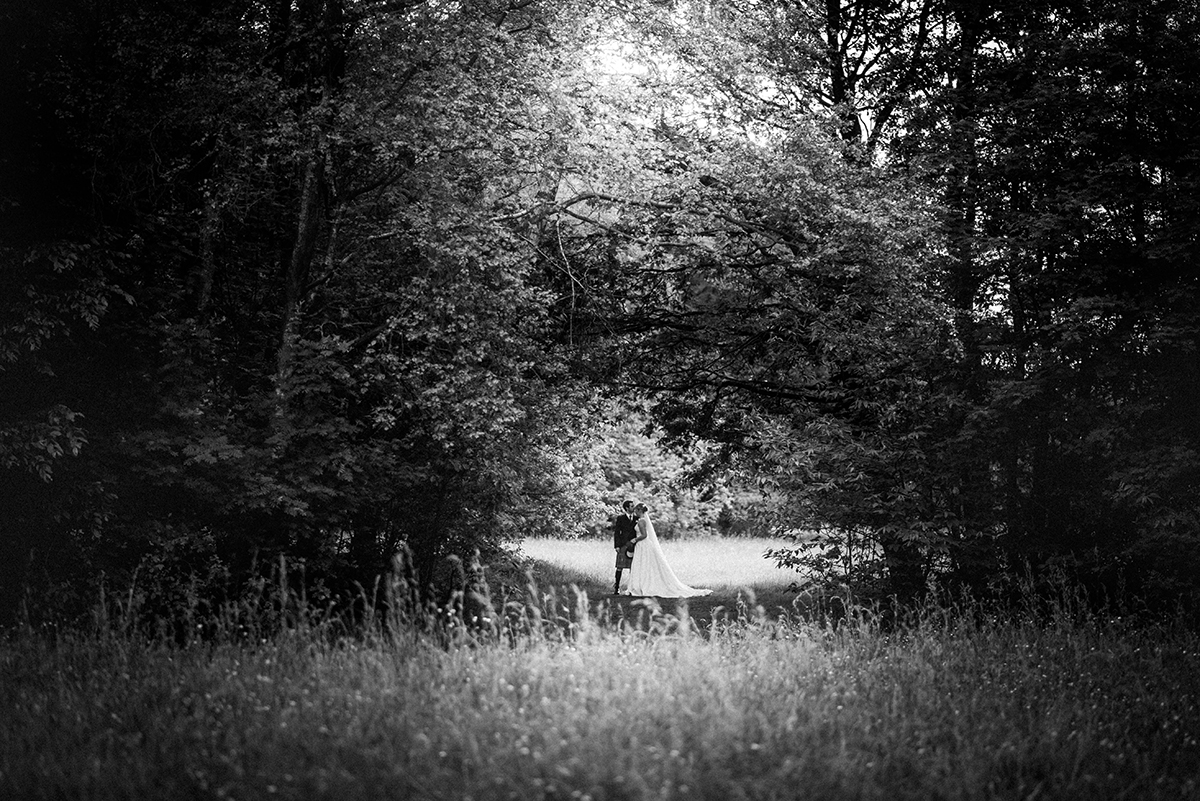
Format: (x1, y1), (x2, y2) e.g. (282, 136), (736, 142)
(518, 536), (798, 591)
(516, 536), (802, 624)
(3, 541), (1200, 801)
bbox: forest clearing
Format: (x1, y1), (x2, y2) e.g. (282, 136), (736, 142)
(520, 535), (796, 592)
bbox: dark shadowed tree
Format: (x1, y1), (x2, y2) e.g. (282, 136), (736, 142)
(0, 0), (608, 620)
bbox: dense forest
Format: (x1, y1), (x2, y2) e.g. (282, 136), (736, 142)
(3, 0), (1199, 623)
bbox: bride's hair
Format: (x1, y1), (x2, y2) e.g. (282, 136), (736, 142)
(635, 502), (649, 515)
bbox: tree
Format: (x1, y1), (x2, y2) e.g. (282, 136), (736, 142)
(544, 0), (1200, 607)
(0, 0), (614, 619)
(510, 13), (951, 598)
(641, 0), (940, 154)
(7, 0), (1199, 623)
(914, 0), (1200, 601)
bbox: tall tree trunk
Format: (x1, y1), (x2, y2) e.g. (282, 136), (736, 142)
(944, 0), (984, 369)
(943, 1), (1000, 591)
(270, 0), (345, 429)
(881, 0), (989, 603)
(193, 179), (221, 314)
(275, 138), (325, 426)
(823, 0), (864, 145)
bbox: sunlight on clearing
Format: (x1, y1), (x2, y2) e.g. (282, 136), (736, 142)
(519, 537), (799, 589)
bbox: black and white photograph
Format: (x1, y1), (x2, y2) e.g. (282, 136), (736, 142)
(3, 1), (1200, 798)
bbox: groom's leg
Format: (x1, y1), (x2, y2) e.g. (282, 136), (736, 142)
(614, 569), (622, 594)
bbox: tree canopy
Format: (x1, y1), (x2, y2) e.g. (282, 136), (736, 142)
(3, 0), (1199, 621)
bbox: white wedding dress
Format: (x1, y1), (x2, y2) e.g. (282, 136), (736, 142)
(624, 515), (712, 598)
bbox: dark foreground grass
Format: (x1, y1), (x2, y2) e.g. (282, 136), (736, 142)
(2, 576), (1199, 801)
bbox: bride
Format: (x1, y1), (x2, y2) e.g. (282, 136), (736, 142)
(624, 502), (712, 598)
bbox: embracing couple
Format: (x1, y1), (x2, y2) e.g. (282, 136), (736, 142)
(613, 500), (711, 598)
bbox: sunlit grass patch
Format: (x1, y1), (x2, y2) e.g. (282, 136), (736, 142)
(518, 536), (797, 590)
(514, 536), (806, 626)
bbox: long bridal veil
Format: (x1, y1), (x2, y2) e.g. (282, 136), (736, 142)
(625, 516), (711, 598)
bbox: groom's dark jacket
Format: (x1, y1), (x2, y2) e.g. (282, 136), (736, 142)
(613, 513), (637, 553)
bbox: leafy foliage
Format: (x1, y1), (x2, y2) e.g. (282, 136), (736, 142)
(0, 0), (609, 619)
(4, 0), (1200, 622)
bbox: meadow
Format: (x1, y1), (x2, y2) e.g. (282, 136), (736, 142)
(2, 538), (1199, 801)
(517, 535), (798, 590)
(516, 535), (801, 624)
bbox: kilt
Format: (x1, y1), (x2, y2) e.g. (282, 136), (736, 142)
(615, 544), (635, 569)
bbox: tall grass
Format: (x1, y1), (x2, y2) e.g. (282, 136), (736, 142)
(2, 569), (1199, 800)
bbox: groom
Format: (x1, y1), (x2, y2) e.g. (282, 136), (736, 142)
(612, 499), (637, 595)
